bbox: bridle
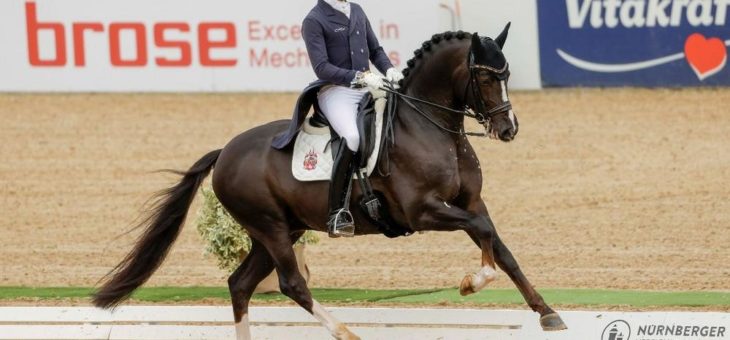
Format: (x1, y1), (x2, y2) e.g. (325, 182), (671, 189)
(379, 52), (512, 137)
(464, 53), (512, 132)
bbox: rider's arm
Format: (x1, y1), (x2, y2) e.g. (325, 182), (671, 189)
(363, 14), (394, 75)
(302, 17), (358, 86)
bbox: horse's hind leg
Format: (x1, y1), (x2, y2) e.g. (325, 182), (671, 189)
(228, 239), (275, 340)
(259, 225), (360, 340)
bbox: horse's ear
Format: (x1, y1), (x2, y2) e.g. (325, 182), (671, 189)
(471, 32), (481, 48)
(495, 22), (511, 49)
(471, 32), (488, 61)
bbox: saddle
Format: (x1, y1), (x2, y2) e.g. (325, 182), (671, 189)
(272, 82), (381, 168)
(271, 82), (412, 238)
(289, 87), (385, 181)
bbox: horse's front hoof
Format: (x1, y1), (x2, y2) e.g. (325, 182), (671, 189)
(540, 313), (567, 331)
(459, 274), (476, 296)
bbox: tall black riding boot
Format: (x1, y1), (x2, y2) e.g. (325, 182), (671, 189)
(327, 139), (356, 238)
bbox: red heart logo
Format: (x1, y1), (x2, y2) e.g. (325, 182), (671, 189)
(684, 33), (727, 81)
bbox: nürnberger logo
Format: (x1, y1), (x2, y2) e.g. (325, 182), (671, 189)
(602, 320), (631, 340)
(600, 319), (728, 340)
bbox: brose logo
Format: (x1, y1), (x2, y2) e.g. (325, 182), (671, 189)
(23, 0), (312, 69)
(25, 1), (239, 67)
(567, 0), (730, 28)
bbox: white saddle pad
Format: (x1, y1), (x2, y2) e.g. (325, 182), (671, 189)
(292, 90), (386, 182)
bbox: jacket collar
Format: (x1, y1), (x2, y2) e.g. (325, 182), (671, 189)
(348, 4), (359, 34)
(317, 0), (350, 27)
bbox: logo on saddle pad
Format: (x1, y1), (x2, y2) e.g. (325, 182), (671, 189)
(303, 149), (318, 171)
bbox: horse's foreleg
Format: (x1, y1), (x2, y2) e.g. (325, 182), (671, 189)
(417, 199), (499, 295)
(464, 202), (567, 331)
(458, 213), (500, 296)
(491, 234), (567, 331)
(227, 239), (275, 340)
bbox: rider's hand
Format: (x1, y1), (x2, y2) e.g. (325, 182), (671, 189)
(354, 71), (384, 91)
(386, 68), (404, 84)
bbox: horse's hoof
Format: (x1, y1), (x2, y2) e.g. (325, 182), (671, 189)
(334, 324), (361, 340)
(459, 274), (476, 296)
(540, 313), (568, 331)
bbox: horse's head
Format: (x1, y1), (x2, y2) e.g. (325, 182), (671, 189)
(467, 24), (518, 142)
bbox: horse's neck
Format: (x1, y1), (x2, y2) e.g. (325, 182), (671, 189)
(393, 43), (469, 149)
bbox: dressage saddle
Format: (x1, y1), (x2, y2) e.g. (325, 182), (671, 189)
(272, 83), (412, 238)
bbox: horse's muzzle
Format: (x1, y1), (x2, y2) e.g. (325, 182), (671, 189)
(497, 113), (518, 142)
(499, 129), (515, 142)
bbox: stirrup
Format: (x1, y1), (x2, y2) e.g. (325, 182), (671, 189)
(327, 208), (355, 238)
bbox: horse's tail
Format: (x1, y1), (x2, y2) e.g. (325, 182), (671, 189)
(92, 149), (222, 309)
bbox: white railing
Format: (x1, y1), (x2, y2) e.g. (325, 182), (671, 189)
(0, 306), (727, 340)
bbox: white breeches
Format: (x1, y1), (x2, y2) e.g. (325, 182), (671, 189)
(317, 85), (368, 152)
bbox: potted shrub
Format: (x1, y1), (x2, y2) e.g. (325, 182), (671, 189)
(196, 186), (318, 293)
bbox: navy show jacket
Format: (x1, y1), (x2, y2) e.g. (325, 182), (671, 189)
(302, 0), (394, 86)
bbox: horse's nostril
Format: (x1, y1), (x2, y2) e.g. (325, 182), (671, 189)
(499, 129), (513, 141)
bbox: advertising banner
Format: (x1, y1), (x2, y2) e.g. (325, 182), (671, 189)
(0, 0), (440, 92)
(538, 0), (730, 87)
(561, 311), (729, 340)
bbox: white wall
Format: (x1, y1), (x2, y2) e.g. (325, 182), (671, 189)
(455, 0), (542, 90)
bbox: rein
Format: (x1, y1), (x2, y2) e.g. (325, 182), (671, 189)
(380, 86), (488, 137)
(379, 55), (512, 138)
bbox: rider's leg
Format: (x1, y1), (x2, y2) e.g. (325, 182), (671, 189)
(318, 86), (365, 151)
(318, 86), (367, 237)
(326, 140), (356, 237)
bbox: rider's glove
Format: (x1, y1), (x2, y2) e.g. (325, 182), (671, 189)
(352, 71), (384, 91)
(386, 68), (404, 84)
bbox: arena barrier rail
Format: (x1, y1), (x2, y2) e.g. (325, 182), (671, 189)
(0, 306), (727, 339)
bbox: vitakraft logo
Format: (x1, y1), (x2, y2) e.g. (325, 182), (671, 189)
(558, 0), (729, 80)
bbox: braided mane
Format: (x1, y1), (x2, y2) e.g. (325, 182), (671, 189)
(399, 30), (472, 85)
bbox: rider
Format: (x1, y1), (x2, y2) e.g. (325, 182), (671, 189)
(302, 0), (404, 238)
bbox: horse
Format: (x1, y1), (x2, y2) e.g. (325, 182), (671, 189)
(92, 24), (567, 340)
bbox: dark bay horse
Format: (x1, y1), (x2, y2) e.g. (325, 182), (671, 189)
(93, 25), (567, 340)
